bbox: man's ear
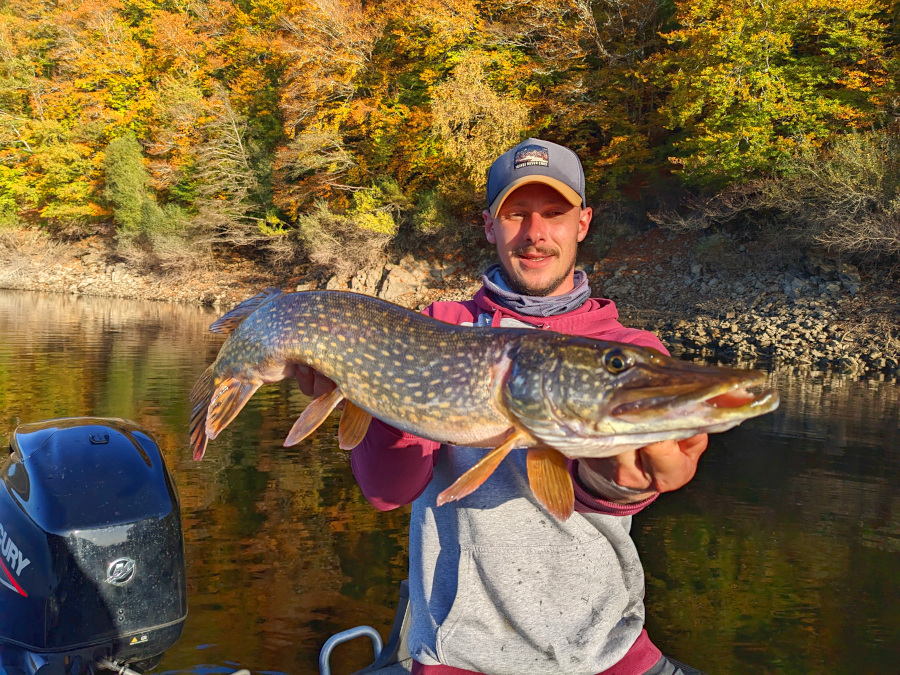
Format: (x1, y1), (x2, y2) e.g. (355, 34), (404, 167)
(577, 206), (592, 243)
(483, 209), (496, 244)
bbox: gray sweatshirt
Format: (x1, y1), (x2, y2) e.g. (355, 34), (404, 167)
(407, 445), (649, 674)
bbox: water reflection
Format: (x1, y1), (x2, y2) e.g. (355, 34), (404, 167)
(0, 290), (897, 674)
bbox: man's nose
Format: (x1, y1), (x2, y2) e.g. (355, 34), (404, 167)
(521, 213), (547, 244)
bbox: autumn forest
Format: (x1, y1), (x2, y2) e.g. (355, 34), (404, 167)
(1, 0), (898, 272)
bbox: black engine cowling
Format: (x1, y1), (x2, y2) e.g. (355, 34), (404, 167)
(0, 418), (187, 674)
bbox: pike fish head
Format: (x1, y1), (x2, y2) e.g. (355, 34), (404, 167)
(500, 338), (779, 458)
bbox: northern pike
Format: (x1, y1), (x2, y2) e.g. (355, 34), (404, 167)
(190, 288), (779, 520)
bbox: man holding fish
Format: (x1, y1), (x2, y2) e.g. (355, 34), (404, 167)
(297, 139), (710, 674)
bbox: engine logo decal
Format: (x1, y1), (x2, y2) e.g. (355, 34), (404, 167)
(106, 557), (136, 585)
(0, 522), (30, 597)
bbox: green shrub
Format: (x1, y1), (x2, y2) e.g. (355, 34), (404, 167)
(103, 132), (149, 235)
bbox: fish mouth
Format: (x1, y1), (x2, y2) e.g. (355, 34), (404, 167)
(608, 368), (779, 425)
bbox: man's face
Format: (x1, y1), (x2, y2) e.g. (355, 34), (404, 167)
(483, 183), (592, 297)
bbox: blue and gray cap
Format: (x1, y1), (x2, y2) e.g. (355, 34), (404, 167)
(486, 138), (586, 218)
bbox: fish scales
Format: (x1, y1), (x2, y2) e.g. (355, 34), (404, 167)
(210, 291), (517, 445)
(192, 289), (780, 520)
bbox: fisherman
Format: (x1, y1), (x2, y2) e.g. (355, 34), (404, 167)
(297, 138), (709, 675)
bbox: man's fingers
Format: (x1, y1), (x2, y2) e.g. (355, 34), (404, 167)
(295, 365), (337, 399)
(677, 433), (709, 460)
(582, 434), (711, 498)
(637, 436), (707, 493)
(295, 365), (315, 395)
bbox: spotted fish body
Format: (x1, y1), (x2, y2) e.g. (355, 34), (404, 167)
(191, 289), (779, 520)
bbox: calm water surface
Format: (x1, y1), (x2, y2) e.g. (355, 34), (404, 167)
(0, 290), (897, 674)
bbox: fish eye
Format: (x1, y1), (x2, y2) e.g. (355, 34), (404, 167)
(604, 349), (632, 374)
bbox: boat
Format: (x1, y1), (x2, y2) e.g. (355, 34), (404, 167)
(0, 418), (187, 675)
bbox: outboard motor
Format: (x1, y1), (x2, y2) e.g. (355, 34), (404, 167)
(0, 418), (187, 675)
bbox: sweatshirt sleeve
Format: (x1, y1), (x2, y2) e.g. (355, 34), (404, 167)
(350, 418), (442, 511)
(569, 459), (658, 516)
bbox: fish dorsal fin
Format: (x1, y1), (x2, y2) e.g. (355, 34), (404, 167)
(526, 448), (575, 521)
(338, 401), (373, 450)
(283, 387), (345, 447)
(209, 287), (284, 334)
(436, 427), (532, 507)
(205, 377), (263, 440)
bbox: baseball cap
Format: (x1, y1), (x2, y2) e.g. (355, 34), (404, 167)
(486, 138), (586, 218)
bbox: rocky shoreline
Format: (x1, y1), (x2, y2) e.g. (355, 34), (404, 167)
(1, 228), (897, 379)
(592, 230), (899, 378)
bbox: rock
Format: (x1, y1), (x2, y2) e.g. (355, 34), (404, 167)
(378, 265), (419, 305)
(349, 268), (382, 294)
(325, 275), (347, 290)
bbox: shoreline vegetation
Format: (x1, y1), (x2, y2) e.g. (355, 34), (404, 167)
(1, 1), (898, 377)
(1, 225), (897, 379)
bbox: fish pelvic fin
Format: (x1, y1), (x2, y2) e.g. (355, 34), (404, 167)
(526, 448), (575, 521)
(436, 427), (532, 507)
(205, 376), (262, 440)
(209, 287), (284, 334)
(338, 401), (373, 450)
(189, 364), (215, 460)
(283, 386), (345, 447)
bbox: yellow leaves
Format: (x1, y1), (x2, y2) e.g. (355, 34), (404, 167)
(651, 0), (893, 185)
(277, 0), (381, 132)
(146, 10), (209, 75)
(430, 50), (529, 189)
(594, 137), (631, 168)
(384, 0), (481, 60)
(349, 188), (397, 235)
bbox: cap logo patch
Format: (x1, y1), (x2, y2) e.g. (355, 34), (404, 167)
(514, 145), (549, 170)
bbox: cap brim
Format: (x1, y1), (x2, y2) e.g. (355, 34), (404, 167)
(489, 176), (583, 218)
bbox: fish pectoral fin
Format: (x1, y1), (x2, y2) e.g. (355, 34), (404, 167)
(436, 428), (532, 507)
(283, 387), (345, 447)
(526, 448), (575, 521)
(190, 364), (215, 460)
(190, 397), (210, 461)
(338, 401), (373, 450)
(209, 287), (284, 334)
(205, 377), (263, 440)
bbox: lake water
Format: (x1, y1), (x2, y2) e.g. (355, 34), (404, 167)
(0, 290), (897, 674)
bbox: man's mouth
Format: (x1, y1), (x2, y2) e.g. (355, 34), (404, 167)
(516, 248), (557, 263)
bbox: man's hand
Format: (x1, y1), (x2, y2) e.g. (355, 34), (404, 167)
(294, 364), (337, 399)
(577, 433), (709, 503)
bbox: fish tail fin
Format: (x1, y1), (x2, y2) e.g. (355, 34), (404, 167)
(205, 376), (262, 441)
(526, 448), (575, 521)
(209, 287), (284, 334)
(189, 364), (215, 460)
(283, 387), (345, 446)
(436, 428), (531, 507)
